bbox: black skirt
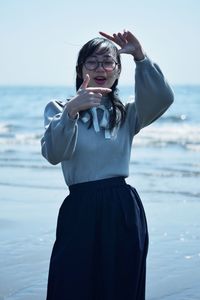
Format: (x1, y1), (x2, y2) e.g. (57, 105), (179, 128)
(46, 177), (149, 300)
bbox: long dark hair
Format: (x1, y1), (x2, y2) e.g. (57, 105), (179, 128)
(75, 37), (126, 130)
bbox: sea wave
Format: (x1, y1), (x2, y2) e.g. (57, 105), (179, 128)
(0, 123), (12, 134)
(0, 133), (41, 146)
(0, 123), (200, 151)
(134, 124), (200, 151)
(160, 114), (188, 123)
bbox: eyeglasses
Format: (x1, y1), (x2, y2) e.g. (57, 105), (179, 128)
(83, 58), (118, 71)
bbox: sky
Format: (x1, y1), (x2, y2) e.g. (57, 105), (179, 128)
(0, 0), (200, 86)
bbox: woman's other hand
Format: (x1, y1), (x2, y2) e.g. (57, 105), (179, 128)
(99, 30), (145, 61)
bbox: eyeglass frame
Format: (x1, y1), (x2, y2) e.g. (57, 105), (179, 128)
(80, 58), (119, 71)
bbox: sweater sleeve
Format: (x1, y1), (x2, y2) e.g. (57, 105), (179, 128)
(126, 56), (174, 136)
(41, 100), (78, 165)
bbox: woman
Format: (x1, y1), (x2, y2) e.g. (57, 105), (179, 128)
(41, 30), (174, 300)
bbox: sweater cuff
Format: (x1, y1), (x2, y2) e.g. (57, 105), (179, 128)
(59, 106), (79, 127)
(134, 55), (153, 68)
(67, 112), (79, 121)
(134, 55), (148, 62)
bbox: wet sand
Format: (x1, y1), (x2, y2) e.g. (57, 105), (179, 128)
(0, 175), (200, 300)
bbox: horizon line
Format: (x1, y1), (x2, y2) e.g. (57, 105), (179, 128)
(0, 83), (200, 88)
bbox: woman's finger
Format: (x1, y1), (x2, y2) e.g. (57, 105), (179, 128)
(79, 74), (90, 90)
(87, 87), (112, 94)
(99, 31), (115, 42)
(113, 33), (126, 47)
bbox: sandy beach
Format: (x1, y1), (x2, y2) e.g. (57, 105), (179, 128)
(0, 163), (200, 300)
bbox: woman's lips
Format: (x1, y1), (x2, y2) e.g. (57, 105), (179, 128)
(94, 77), (106, 85)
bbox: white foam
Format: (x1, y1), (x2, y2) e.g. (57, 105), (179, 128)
(134, 124), (200, 150)
(0, 123), (10, 133)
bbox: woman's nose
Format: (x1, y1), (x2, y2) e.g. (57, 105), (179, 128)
(96, 62), (104, 70)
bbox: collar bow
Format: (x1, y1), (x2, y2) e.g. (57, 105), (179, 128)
(80, 105), (120, 139)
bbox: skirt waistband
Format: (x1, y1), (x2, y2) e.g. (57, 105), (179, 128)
(69, 177), (126, 193)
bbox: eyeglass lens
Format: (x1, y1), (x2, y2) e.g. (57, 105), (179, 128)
(84, 59), (116, 71)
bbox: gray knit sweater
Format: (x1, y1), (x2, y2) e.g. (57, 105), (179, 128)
(41, 57), (174, 186)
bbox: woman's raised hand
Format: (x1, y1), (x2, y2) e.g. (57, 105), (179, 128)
(99, 30), (145, 60)
(66, 74), (111, 118)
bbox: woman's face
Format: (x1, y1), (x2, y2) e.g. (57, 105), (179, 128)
(81, 46), (120, 89)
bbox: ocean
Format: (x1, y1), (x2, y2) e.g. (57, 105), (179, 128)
(0, 85), (200, 300)
(0, 85), (200, 196)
